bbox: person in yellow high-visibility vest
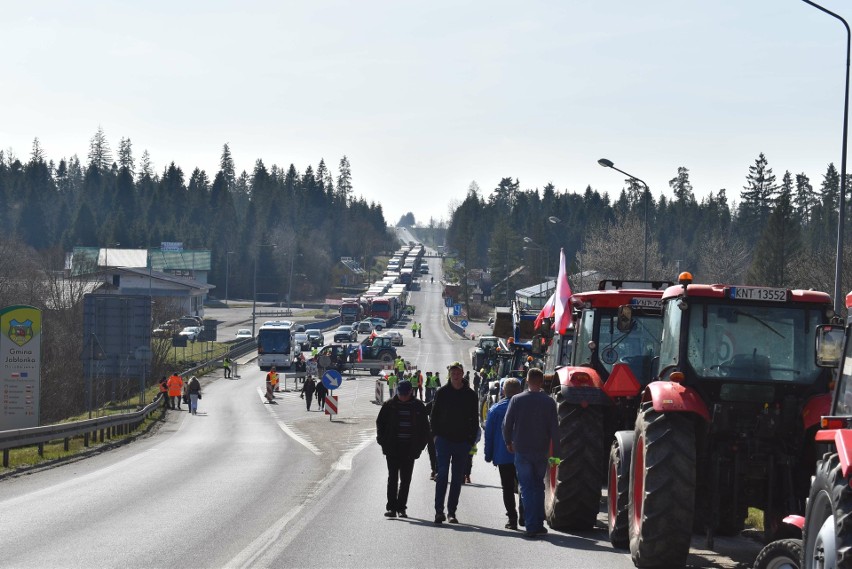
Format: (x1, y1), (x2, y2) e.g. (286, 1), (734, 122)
(425, 371), (441, 403)
(394, 355), (406, 380)
(411, 321), (417, 338)
(387, 370), (399, 398)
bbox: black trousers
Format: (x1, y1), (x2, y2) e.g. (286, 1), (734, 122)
(305, 392), (314, 410)
(386, 455), (416, 513)
(498, 463), (523, 523)
(171, 395), (182, 409)
(427, 437), (437, 473)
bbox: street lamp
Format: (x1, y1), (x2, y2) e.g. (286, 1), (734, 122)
(598, 158), (649, 280)
(800, 0), (849, 314)
(523, 236), (545, 280)
(286, 250), (303, 315)
(225, 251), (235, 306)
(252, 244), (277, 337)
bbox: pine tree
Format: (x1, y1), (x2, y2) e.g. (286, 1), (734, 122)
(747, 173), (800, 286)
(336, 155), (352, 202)
(794, 173), (815, 225)
(118, 137), (134, 177)
(738, 153), (777, 242)
(87, 126), (113, 171)
(220, 143), (236, 192)
(30, 138), (45, 163)
(669, 166), (694, 204)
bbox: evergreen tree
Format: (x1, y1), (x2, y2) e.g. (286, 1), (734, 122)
(669, 166), (694, 204)
(794, 172), (815, 225)
(220, 143), (236, 192)
(336, 155), (352, 202)
(118, 138), (134, 176)
(87, 126), (113, 171)
(738, 153), (776, 242)
(747, 173), (800, 286)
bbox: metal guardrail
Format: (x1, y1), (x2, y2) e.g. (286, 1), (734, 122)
(0, 396), (164, 468)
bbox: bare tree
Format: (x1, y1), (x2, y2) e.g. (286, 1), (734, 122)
(582, 216), (670, 281)
(697, 234), (751, 284)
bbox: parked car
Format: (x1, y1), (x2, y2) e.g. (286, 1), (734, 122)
(333, 325), (357, 343)
(420, 265), (429, 274)
(294, 332), (310, 351)
(179, 326), (202, 342)
(293, 324), (306, 332)
(382, 330), (404, 346)
(153, 321), (181, 338)
(306, 329), (323, 347)
(355, 320), (374, 334)
(179, 315), (203, 328)
(368, 317), (387, 331)
(235, 328), (253, 339)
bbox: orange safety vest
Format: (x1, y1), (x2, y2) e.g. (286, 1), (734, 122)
(267, 371), (279, 387)
(158, 379), (168, 393)
(167, 374), (183, 396)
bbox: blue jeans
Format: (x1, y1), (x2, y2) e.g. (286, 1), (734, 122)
(515, 452), (547, 532)
(434, 436), (471, 515)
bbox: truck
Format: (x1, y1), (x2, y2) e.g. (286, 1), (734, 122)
(617, 273), (835, 567)
(369, 296), (397, 324)
(339, 297), (364, 324)
(543, 279), (669, 536)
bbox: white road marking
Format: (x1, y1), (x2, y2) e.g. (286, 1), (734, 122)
(256, 388), (322, 456)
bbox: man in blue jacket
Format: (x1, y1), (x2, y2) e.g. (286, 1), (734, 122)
(484, 377), (524, 530)
(503, 367), (558, 539)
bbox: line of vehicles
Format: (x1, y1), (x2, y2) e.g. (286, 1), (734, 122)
(482, 273), (852, 568)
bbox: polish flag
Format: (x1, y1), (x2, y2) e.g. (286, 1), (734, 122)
(553, 248), (573, 335)
(357, 345), (364, 362)
(534, 293), (556, 331)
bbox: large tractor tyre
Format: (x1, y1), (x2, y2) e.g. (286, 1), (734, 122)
(753, 539), (802, 569)
(545, 395), (605, 531)
(802, 452), (852, 569)
(629, 402), (696, 568)
(607, 431), (634, 549)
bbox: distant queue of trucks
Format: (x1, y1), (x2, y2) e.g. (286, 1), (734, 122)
(338, 244), (425, 326)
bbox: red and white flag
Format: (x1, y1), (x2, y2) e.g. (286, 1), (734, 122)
(553, 248), (573, 335)
(534, 293), (556, 331)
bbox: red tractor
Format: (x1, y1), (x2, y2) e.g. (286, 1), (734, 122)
(619, 273), (834, 568)
(544, 279), (670, 535)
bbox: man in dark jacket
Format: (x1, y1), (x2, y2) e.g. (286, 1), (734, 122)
(430, 361), (479, 525)
(376, 380), (429, 518)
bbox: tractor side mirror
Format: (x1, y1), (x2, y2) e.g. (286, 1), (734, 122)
(617, 305), (634, 332)
(815, 324), (845, 368)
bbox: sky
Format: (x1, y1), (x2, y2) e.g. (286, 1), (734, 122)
(2, 0), (851, 225)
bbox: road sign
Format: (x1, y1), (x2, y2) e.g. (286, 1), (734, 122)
(453, 304), (462, 316)
(325, 395), (338, 417)
(445, 297), (453, 308)
(460, 319), (469, 328)
(322, 369), (343, 390)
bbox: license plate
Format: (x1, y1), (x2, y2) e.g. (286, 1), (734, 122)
(631, 298), (662, 308)
(729, 287), (787, 302)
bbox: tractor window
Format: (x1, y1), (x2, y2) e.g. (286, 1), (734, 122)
(686, 303), (821, 384)
(574, 310), (595, 366)
(835, 332), (852, 415)
(658, 301), (682, 371)
(597, 314), (663, 378)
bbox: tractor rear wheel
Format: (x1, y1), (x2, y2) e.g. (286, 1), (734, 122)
(802, 452), (852, 569)
(629, 402), (695, 568)
(545, 393), (605, 531)
(607, 431), (634, 549)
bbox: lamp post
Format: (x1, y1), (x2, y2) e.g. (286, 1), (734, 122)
(287, 251), (302, 315)
(523, 236), (545, 280)
(252, 244), (277, 337)
(225, 251), (235, 306)
(800, 0), (849, 314)
(598, 158), (649, 280)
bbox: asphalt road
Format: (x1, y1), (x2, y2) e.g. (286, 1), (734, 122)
(0, 253), (764, 568)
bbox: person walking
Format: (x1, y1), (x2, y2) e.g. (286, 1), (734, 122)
(394, 355), (406, 381)
(485, 378), (524, 530)
(417, 322), (422, 339)
(267, 367), (280, 392)
(415, 370), (424, 400)
(410, 321), (417, 338)
(223, 356), (232, 379)
(425, 371), (440, 403)
(265, 367), (277, 403)
(187, 375), (202, 415)
(158, 376), (169, 410)
(301, 376), (316, 411)
(376, 380), (429, 518)
(315, 378), (328, 411)
(387, 370), (399, 399)
(502, 368), (559, 539)
(424, 398), (438, 480)
(167, 372), (183, 411)
(430, 361), (479, 525)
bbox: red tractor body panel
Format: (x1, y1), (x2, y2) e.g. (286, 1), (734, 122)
(642, 381), (710, 422)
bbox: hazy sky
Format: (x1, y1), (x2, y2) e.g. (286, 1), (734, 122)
(2, 1), (851, 225)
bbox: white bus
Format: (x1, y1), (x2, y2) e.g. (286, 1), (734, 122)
(257, 321), (294, 370)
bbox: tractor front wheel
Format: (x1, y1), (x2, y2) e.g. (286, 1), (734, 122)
(802, 452), (852, 569)
(545, 394), (605, 531)
(753, 539), (802, 569)
(629, 402), (696, 568)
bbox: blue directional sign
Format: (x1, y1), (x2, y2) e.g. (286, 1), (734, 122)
(453, 304), (462, 316)
(460, 319), (469, 328)
(444, 297), (453, 308)
(322, 369), (343, 390)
